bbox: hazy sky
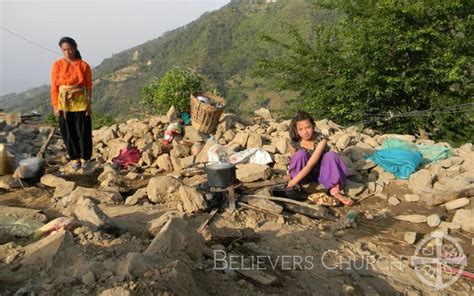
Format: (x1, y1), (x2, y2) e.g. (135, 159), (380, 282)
(0, 0), (230, 96)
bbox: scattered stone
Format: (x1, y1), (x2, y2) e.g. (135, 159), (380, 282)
(395, 215), (427, 223)
(427, 214), (441, 227)
(98, 287), (132, 296)
(404, 194), (420, 202)
(388, 196), (400, 206)
(444, 197), (470, 210)
(452, 209), (474, 233)
(409, 169), (433, 193)
(320, 232), (333, 240)
(404, 232), (417, 244)
(336, 134), (351, 150)
(125, 188), (148, 206)
(344, 180), (366, 197)
(81, 271), (96, 286)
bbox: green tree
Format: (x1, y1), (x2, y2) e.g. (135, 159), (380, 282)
(256, 0), (473, 144)
(141, 68), (202, 114)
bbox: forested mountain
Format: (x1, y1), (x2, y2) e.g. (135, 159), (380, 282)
(1, 0), (332, 119)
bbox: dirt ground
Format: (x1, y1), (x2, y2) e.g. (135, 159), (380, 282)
(1, 172), (472, 295)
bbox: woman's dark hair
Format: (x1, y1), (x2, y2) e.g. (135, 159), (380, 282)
(58, 37), (82, 59)
(289, 111), (316, 142)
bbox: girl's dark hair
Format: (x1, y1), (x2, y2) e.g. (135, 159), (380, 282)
(289, 111), (316, 142)
(58, 37), (82, 59)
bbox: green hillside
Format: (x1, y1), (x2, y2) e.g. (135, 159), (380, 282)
(1, 0), (333, 119)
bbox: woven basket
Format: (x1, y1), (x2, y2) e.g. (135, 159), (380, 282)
(190, 92), (226, 134)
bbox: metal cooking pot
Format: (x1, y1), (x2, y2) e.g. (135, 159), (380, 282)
(205, 162), (236, 188)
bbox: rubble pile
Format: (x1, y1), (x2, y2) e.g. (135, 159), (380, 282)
(0, 107), (473, 295)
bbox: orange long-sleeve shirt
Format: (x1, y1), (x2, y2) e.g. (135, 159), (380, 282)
(50, 58), (92, 111)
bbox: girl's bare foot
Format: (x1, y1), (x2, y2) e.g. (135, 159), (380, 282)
(332, 193), (354, 206)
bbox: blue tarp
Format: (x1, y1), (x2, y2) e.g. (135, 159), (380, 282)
(381, 139), (453, 164)
(365, 148), (423, 179)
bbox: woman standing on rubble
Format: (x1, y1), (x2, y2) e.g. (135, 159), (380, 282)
(50, 37), (93, 171)
(287, 111), (354, 206)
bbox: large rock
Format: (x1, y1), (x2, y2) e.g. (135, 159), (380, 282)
(409, 169), (433, 193)
(195, 140), (214, 163)
(126, 119), (151, 138)
(272, 137), (290, 154)
(125, 188), (148, 206)
(254, 108), (272, 120)
(155, 154), (173, 172)
(230, 132), (249, 147)
(336, 134), (351, 150)
(183, 126), (207, 143)
(144, 217), (203, 261)
(236, 164), (271, 183)
(40, 174), (76, 198)
(147, 176), (181, 204)
(148, 211), (186, 236)
(452, 209), (474, 233)
(178, 185), (207, 213)
(73, 197), (116, 231)
(21, 229), (74, 266)
(246, 133), (263, 148)
(217, 114), (235, 133)
(68, 186), (123, 205)
(344, 180), (366, 197)
(0, 206), (48, 223)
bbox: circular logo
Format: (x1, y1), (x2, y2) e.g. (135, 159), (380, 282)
(411, 232), (467, 290)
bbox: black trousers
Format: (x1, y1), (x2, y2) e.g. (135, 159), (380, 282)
(59, 111), (92, 161)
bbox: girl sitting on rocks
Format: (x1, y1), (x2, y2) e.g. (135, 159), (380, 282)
(287, 111), (354, 206)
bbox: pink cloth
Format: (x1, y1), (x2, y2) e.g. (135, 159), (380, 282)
(112, 147), (141, 168)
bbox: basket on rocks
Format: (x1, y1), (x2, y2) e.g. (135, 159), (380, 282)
(190, 92), (225, 134)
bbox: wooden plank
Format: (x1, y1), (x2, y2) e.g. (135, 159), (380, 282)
(237, 202), (287, 218)
(198, 207), (220, 232)
(241, 176), (290, 190)
(36, 128), (56, 159)
(227, 186), (236, 211)
(241, 194), (336, 221)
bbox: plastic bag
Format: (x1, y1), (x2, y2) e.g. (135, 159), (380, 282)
(228, 148), (273, 165)
(207, 143), (235, 163)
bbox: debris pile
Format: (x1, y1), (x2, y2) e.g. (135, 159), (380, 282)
(0, 107), (473, 294)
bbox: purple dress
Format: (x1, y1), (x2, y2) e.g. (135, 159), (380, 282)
(289, 134), (348, 190)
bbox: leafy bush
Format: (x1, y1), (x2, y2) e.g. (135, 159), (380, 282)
(141, 68), (202, 114)
(256, 0), (474, 144)
(92, 113), (114, 129)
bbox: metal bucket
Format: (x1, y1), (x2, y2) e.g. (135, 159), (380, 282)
(0, 144), (13, 175)
(18, 157), (45, 179)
